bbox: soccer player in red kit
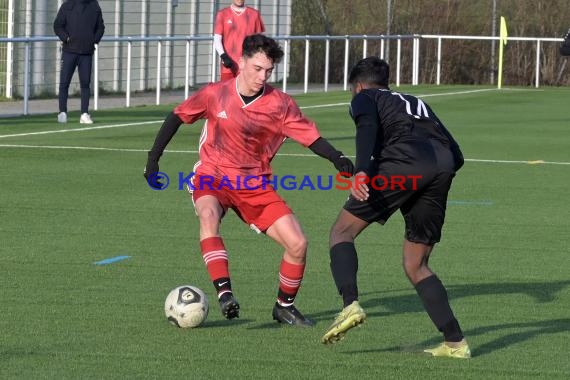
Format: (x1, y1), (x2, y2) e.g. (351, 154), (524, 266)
(214, 0), (265, 81)
(144, 34), (354, 326)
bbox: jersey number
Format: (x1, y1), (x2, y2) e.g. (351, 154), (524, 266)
(392, 92), (428, 119)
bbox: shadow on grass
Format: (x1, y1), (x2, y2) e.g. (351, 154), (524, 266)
(360, 318), (570, 358)
(465, 318), (570, 357)
(204, 318), (254, 328)
(316, 280), (570, 355)
(360, 279), (570, 316)
(247, 321), (303, 330)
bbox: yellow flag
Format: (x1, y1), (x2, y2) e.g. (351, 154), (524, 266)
(500, 16), (508, 46)
(498, 16), (508, 89)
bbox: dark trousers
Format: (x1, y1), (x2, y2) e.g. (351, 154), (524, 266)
(58, 51), (93, 114)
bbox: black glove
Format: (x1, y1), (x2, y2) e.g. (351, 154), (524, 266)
(220, 53), (234, 69)
(144, 152), (164, 189)
(333, 155), (354, 177)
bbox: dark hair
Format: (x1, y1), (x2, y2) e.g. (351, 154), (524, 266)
(348, 57), (390, 87)
(242, 34), (284, 63)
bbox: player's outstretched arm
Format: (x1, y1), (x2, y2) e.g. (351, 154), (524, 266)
(144, 112), (183, 188)
(308, 137), (354, 176)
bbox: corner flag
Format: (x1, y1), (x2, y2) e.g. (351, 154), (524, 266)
(498, 16), (508, 89)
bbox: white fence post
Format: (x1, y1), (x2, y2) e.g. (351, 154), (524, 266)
(396, 38), (401, 87)
(6, 0), (14, 98)
(23, 42), (30, 115)
(324, 37), (330, 92)
(343, 36), (349, 91)
(413, 36), (420, 85)
(94, 45), (99, 110)
(185, 40), (190, 99)
(113, 0), (121, 92)
(535, 39), (541, 88)
(304, 37), (309, 93)
(156, 40), (162, 105)
(140, 0), (148, 91)
(436, 37), (442, 85)
(282, 39), (289, 93)
(126, 40), (132, 107)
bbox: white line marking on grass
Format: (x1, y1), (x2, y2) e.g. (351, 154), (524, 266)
(418, 88), (500, 97)
(0, 144), (153, 152)
(0, 144), (200, 154)
(301, 102), (350, 109)
(0, 120), (163, 139)
(466, 158), (570, 165)
(501, 87), (545, 92)
(267, 153), (570, 166)
(0, 88), (504, 139)
(299, 88), (502, 110)
(1, 143), (569, 166)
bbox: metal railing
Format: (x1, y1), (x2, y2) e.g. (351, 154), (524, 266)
(0, 34), (565, 116)
(421, 34), (565, 88)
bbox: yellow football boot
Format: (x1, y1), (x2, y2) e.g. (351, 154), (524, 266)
(321, 301), (366, 344)
(424, 339), (471, 359)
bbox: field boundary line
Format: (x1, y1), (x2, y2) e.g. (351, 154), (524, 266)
(1, 143), (569, 166)
(300, 88), (501, 110)
(0, 120), (163, 139)
(0, 88), (503, 139)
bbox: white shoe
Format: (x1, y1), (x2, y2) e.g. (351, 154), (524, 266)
(57, 112), (67, 123)
(80, 113), (93, 124)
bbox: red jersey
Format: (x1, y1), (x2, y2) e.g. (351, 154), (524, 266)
(174, 79), (321, 187)
(214, 6), (265, 67)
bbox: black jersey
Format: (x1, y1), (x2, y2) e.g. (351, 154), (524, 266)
(349, 88), (464, 174)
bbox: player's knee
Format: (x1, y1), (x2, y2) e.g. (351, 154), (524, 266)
(197, 207), (221, 226)
(402, 257), (433, 285)
(402, 256), (421, 280)
(287, 236), (308, 259)
(329, 222), (355, 245)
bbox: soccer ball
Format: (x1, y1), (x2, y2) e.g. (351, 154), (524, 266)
(164, 285), (209, 328)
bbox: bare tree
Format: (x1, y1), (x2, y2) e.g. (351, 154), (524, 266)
(291, 0), (570, 85)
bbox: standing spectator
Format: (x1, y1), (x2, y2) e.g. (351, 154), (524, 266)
(53, 0), (105, 124)
(214, 0), (265, 81)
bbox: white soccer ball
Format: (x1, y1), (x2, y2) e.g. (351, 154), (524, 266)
(164, 285), (209, 328)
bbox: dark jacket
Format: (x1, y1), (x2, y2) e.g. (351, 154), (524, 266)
(53, 0), (105, 55)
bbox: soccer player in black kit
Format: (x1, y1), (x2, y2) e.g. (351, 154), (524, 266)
(321, 57), (470, 359)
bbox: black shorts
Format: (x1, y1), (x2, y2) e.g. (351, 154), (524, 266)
(343, 139), (456, 245)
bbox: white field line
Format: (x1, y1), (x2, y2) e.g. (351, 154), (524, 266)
(1, 88), (566, 166)
(0, 143), (568, 166)
(300, 88), (503, 110)
(0, 120), (163, 139)
(0, 88), (501, 139)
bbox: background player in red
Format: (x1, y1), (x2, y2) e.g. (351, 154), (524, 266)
(144, 34), (354, 326)
(214, 0), (265, 81)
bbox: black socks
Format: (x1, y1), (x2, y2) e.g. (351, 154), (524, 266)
(415, 275), (464, 342)
(330, 242), (359, 307)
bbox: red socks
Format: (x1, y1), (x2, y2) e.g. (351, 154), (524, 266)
(277, 259), (305, 306)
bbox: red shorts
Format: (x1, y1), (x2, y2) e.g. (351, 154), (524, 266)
(189, 175), (292, 233)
